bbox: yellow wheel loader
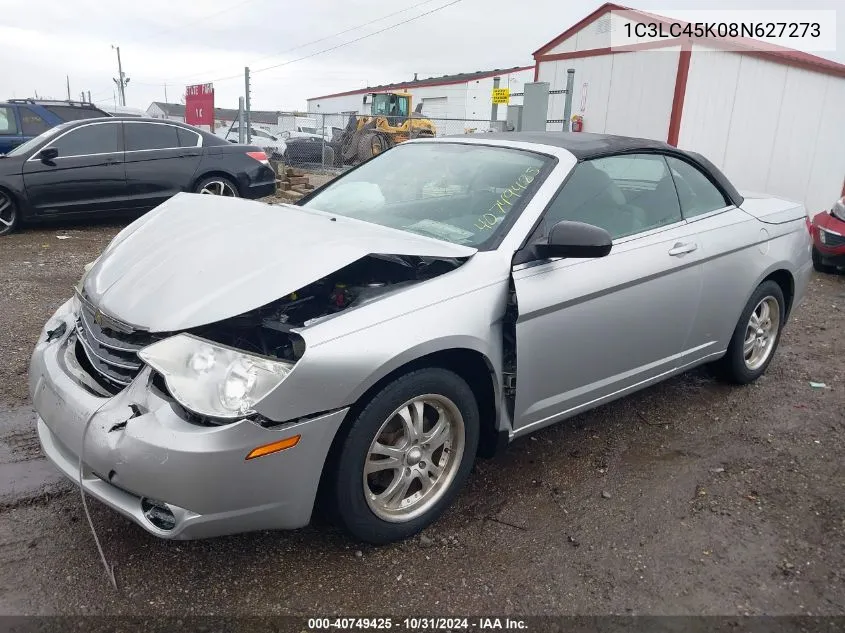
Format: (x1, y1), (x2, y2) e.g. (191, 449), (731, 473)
(331, 92), (437, 165)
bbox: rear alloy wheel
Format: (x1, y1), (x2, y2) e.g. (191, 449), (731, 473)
(195, 176), (239, 197)
(0, 190), (19, 237)
(714, 280), (785, 384)
(327, 368), (479, 544)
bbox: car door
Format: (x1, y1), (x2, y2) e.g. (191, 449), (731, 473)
(22, 120), (128, 216)
(663, 155), (762, 357)
(511, 153), (707, 434)
(123, 121), (203, 210)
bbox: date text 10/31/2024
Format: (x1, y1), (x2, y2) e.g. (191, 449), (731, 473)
(307, 617), (529, 630)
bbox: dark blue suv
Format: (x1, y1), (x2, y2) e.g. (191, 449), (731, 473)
(0, 99), (111, 153)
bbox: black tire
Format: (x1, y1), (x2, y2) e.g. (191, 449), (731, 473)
(812, 247), (837, 274)
(326, 368), (479, 544)
(194, 175), (240, 197)
(0, 189), (19, 237)
(356, 132), (386, 163)
(713, 280), (785, 384)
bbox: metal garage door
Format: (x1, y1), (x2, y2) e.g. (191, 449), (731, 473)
(421, 97), (448, 119)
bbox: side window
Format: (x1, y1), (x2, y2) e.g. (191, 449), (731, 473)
(542, 154), (682, 240)
(51, 123), (119, 156)
(176, 127), (200, 147)
(665, 156), (729, 218)
(44, 105), (109, 121)
(19, 107), (50, 136)
(0, 107), (18, 135)
(125, 123), (180, 151)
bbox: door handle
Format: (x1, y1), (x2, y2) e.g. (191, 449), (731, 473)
(668, 242), (697, 256)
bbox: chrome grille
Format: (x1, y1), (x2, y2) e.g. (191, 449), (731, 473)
(75, 302), (154, 392)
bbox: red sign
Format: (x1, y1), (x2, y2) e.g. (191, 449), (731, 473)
(185, 83), (214, 126)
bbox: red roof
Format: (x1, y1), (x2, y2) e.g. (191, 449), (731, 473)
(308, 66), (534, 102)
(533, 3), (845, 79)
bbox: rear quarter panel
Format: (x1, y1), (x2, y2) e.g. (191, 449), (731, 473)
(198, 146), (276, 198)
(694, 205), (811, 354)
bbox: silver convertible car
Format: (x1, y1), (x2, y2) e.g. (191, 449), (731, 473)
(30, 132), (813, 543)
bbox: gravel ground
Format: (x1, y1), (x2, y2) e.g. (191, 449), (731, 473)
(0, 218), (843, 617)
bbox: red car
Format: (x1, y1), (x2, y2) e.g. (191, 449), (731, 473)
(811, 196), (845, 273)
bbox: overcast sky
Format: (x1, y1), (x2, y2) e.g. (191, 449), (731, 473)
(0, 0), (841, 113)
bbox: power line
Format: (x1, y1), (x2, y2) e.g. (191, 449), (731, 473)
(250, 0), (465, 78)
(159, 0), (443, 86)
(129, 0), (263, 45)
(249, 0), (442, 66)
(189, 0), (464, 85)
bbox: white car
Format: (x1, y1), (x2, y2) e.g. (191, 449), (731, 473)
(218, 126), (287, 159)
(281, 126), (329, 141)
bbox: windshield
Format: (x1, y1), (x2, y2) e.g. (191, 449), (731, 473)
(5, 123), (68, 157)
(302, 142), (551, 248)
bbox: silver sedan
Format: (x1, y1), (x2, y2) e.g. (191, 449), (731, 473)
(30, 132), (813, 543)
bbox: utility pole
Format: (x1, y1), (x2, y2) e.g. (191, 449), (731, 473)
(66, 76), (71, 101)
(87, 90), (91, 104)
(164, 83), (168, 103)
(490, 76), (500, 122)
(562, 68), (575, 132)
(80, 91), (85, 103)
(111, 45), (129, 106)
(238, 97), (245, 144)
(244, 66), (252, 143)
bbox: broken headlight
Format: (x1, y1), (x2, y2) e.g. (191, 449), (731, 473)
(139, 334), (294, 419)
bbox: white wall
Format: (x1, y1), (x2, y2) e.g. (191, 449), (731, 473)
(305, 68), (533, 125)
(680, 45), (845, 214)
(546, 12), (653, 54)
(538, 47), (679, 139)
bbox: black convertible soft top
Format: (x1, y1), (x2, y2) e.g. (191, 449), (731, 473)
(457, 132), (744, 207)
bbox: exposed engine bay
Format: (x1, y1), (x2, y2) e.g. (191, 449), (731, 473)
(192, 254), (464, 362)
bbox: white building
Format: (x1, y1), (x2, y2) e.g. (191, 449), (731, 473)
(533, 2), (845, 214)
(306, 67), (534, 124)
(145, 102), (283, 136)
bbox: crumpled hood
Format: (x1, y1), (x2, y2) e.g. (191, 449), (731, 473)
(83, 193), (476, 332)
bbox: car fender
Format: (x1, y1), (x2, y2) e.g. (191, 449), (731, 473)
(343, 334), (502, 420)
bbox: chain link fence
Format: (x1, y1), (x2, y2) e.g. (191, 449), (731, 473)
(256, 112), (506, 176)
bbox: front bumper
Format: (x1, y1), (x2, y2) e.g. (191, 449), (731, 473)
(29, 302), (347, 539)
(812, 212), (845, 267)
(814, 250), (845, 268)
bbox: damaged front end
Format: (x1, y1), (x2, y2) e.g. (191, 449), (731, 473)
(73, 253), (467, 426)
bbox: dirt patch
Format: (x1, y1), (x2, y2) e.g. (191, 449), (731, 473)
(0, 220), (125, 408)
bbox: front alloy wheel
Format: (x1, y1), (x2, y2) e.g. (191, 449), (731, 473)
(326, 368), (479, 544)
(363, 394), (465, 522)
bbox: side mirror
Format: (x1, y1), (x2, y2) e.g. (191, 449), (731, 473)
(281, 131), (290, 139)
(536, 220), (612, 259)
(38, 147), (59, 161)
